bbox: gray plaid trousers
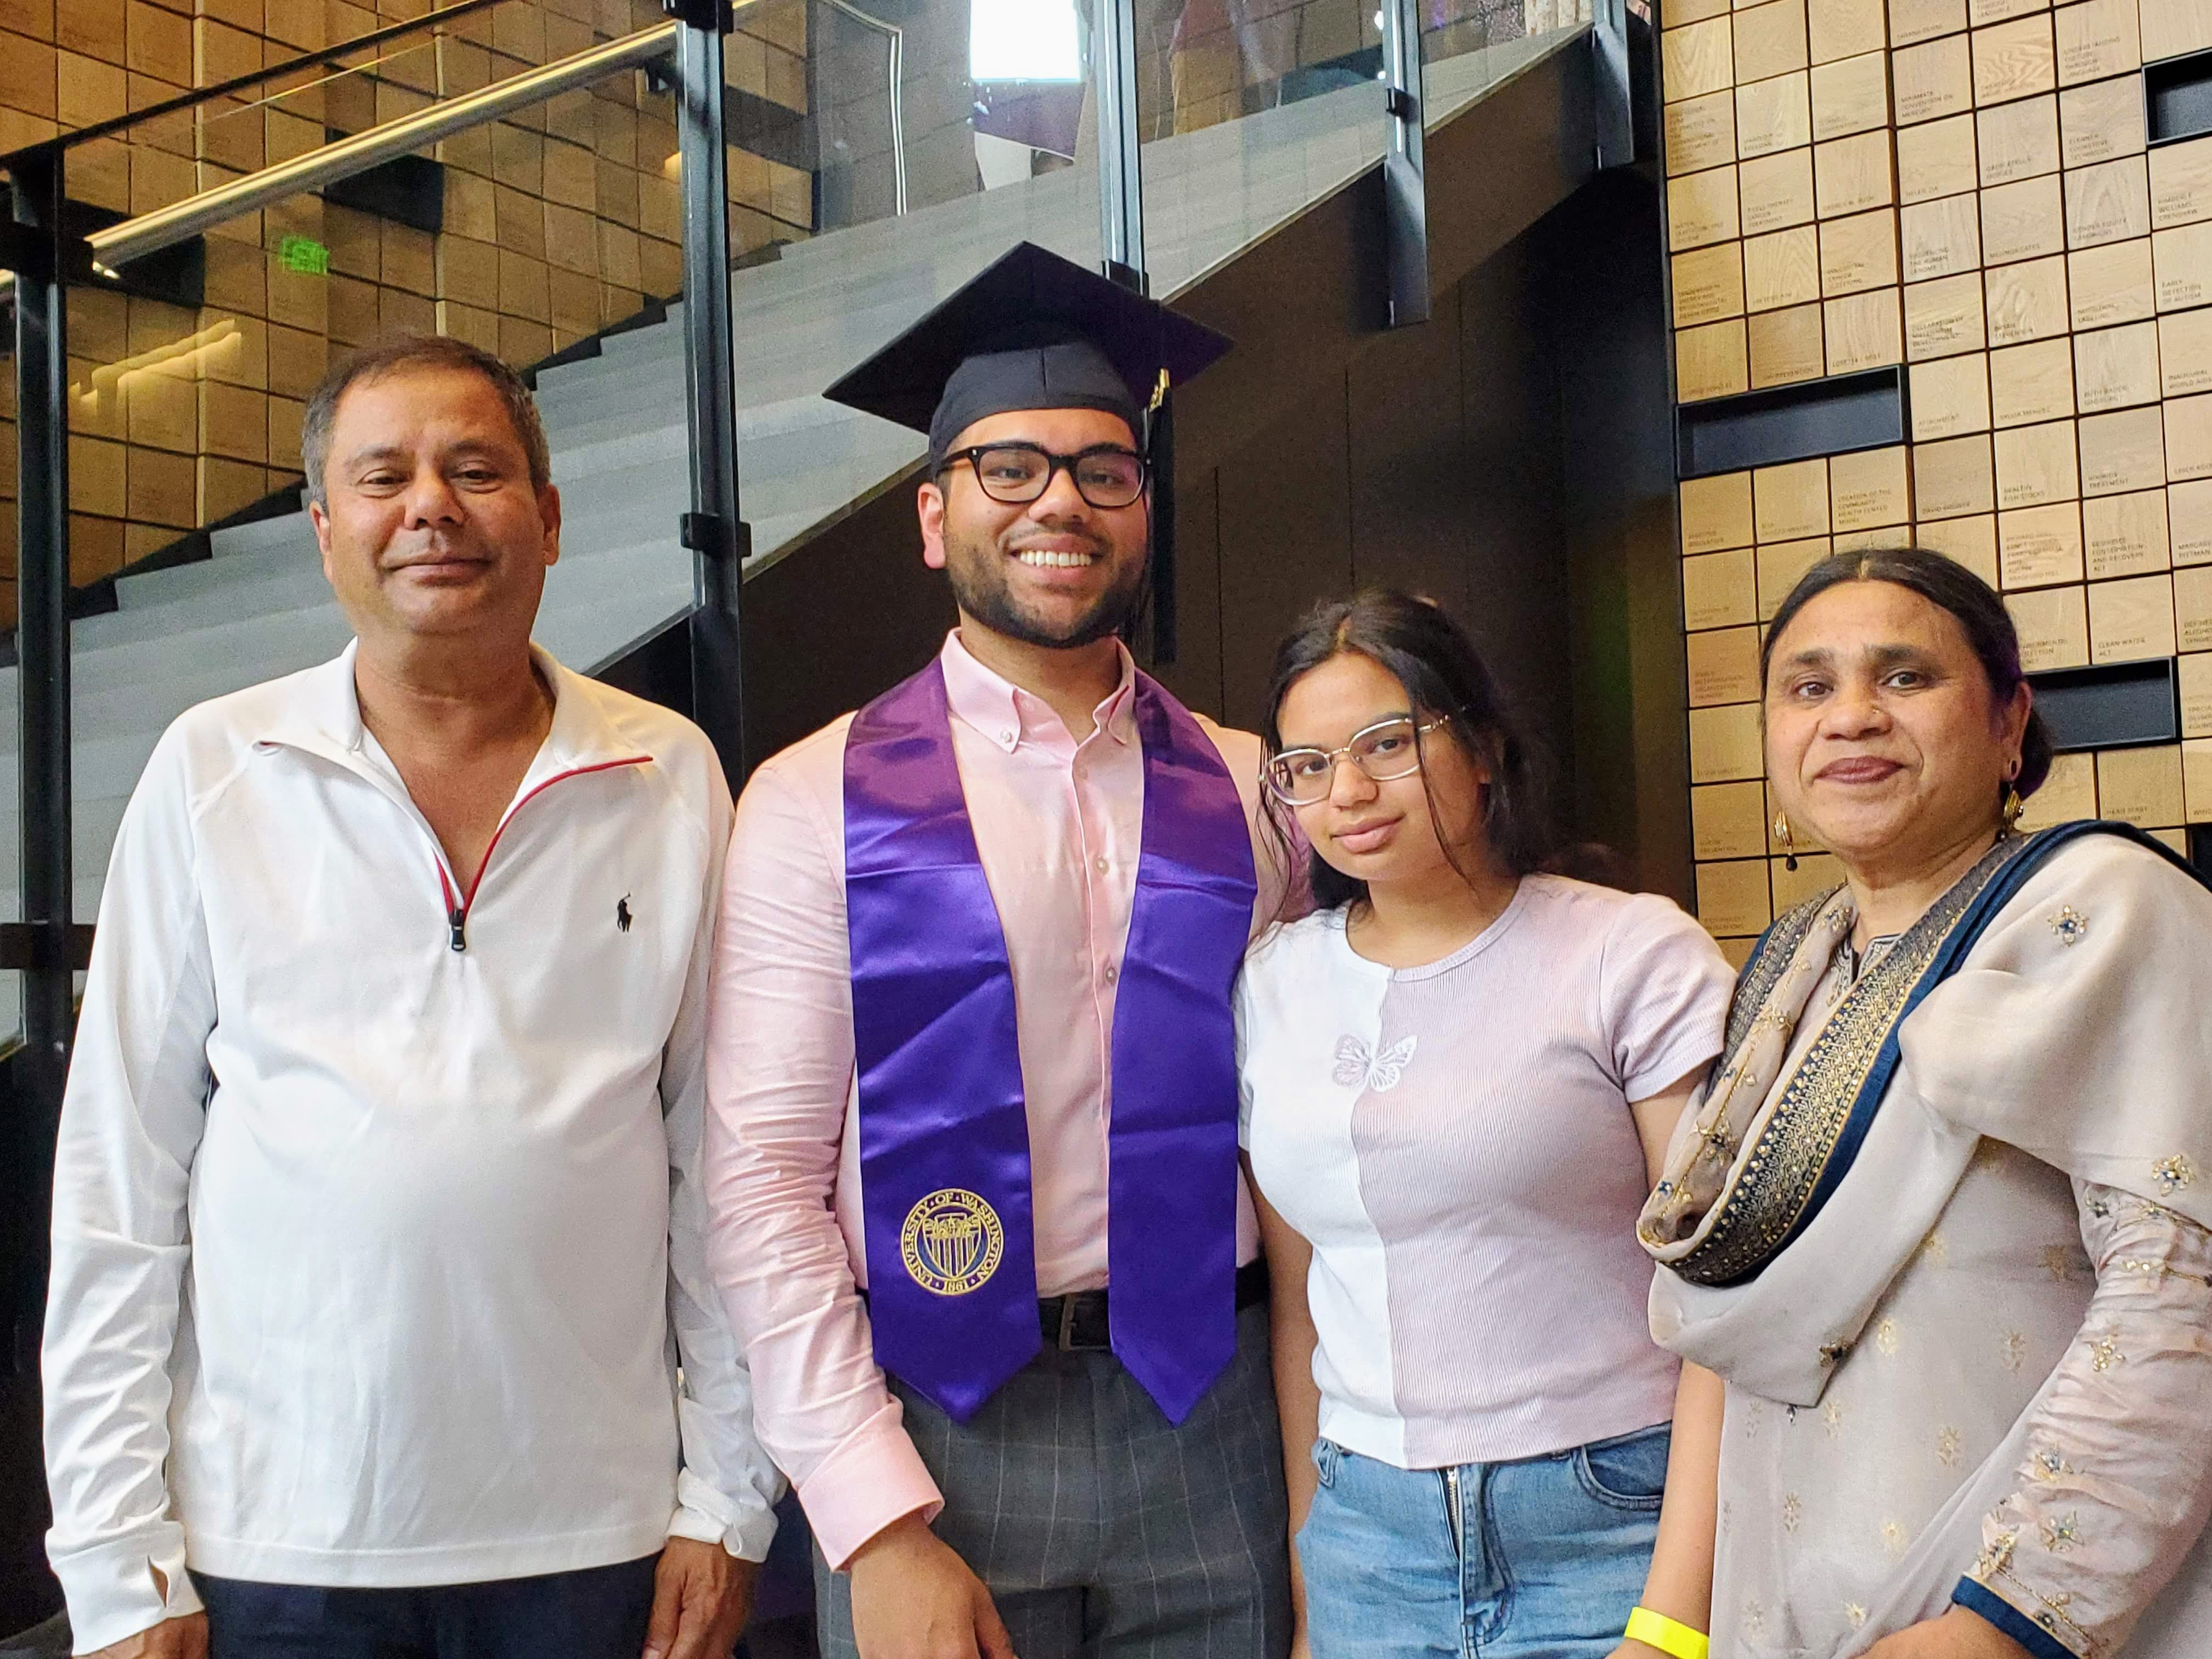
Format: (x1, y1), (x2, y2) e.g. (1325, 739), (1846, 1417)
(815, 1299), (1294, 1659)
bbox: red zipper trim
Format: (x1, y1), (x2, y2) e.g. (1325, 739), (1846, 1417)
(436, 755), (651, 950)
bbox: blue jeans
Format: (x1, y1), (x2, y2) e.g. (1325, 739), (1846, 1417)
(1297, 1424), (1670, 1659)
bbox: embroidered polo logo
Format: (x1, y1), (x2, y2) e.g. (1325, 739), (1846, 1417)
(901, 1189), (1005, 1296)
(616, 896), (634, 932)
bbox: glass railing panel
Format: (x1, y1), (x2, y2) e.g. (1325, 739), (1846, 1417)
(730, 0), (1104, 565)
(52, 37), (698, 956)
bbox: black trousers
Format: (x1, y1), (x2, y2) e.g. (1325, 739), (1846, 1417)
(194, 1553), (660, 1659)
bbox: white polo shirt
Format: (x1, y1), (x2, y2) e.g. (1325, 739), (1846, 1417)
(43, 641), (781, 1653)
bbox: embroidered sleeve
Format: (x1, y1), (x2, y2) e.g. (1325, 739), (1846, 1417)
(1954, 1182), (2212, 1658)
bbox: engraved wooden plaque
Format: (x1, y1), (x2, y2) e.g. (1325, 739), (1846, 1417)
(1670, 166), (1745, 251)
(2058, 76), (2146, 171)
(2074, 319), (2164, 412)
(2080, 405), (2169, 494)
(2176, 565), (2212, 652)
(1970, 13), (2057, 105)
(1751, 303), (1830, 386)
(2139, 0), (2212, 64)
(2067, 155), (2153, 250)
(2083, 488), (2171, 579)
(1906, 272), (1988, 359)
(1675, 242), (1750, 326)
(2068, 239), (2155, 331)
(1987, 253), (2072, 343)
(1915, 433), (1999, 517)
(1820, 207), (1900, 295)
(2171, 477), (2212, 565)
(1812, 50), (1890, 139)
(2054, 0), (2141, 85)
(1918, 511), (2001, 583)
(1746, 224), (1825, 309)
(1983, 173), (2067, 263)
(1738, 71), (1815, 160)
(1735, 0), (1812, 82)
(1741, 149), (1819, 233)
(1911, 351), (1994, 438)
(2160, 308), (2212, 400)
(2154, 223), (2212, 313)
(1679, 318), (1752, 400)
(2148, 136), (2212, 233)
(1977, 94), (2061, 190)
(1667, 92), (1741, 176)
(1904, 194), (1986, 279)
(2183, 653), (2212, 740)
(1816, 130), (1896, 217)
(1696, 857), (1774, 936)
(2169, 396), (2212, 483)
(1826, 287), (1905, 371)
(1991, 337), (2077, 426)
(1684, 546), (1761, 627)
(1899, 114), (1981, 204)
(1683, 470), (1757, 552)
(2006, 580), (2091, 668)
(2018, 749), (2096, 828)
(1808, 0), (1886, 62)
(1758, 536), (1837, 617)
(1694, 780), (1771, 860)
(1689, 704), (1769, 783)
(2087, 571), (2177, 662)
(1688, 625), (1766, 704)
(2096, 744), (2185, 827)
(1995, 416), (2083, 506)
(1892, 34), (1973, 125)
(1998, 500), (2085, 587)
(1830, 444), (1912, 529)
(1888, 0), (1967, 48)
(1664, 17), (1738, 103)
(1755, 455), (1833, 539)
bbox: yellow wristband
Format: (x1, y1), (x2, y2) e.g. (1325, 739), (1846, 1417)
(1625, 1607), (1710, 1659)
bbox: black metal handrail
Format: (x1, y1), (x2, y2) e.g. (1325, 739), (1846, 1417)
(0, 0), (512, 169)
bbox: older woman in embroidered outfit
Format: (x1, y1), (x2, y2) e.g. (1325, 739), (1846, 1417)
(1640, 546), (2212, 1659)
(1237, 592), (1737, 1659)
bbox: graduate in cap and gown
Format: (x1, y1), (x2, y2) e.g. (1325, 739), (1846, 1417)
(701, 242), (1299, 1659)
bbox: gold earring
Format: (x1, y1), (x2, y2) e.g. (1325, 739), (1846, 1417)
(1773, 811), (1799, 872)
(2002, 786), (2024, 831)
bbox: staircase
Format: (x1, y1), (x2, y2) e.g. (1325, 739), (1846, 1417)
(0, 25), (1583, 943)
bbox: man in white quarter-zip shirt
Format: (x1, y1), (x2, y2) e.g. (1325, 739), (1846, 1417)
(41, 336), (780, 1659)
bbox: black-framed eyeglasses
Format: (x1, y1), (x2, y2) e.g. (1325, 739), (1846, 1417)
(938, 442), (1150, 510)
(1263, 716), (1452, 806)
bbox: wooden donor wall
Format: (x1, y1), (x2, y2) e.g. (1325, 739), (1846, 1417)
(1660, 0), (2212, 962)
(0, 0), (815, 627)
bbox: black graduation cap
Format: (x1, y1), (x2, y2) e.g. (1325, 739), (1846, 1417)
(821, 241), (1233, 462)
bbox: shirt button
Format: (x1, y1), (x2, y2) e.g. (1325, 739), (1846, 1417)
(1000, 727), (1017, 744)
(1103, 963), (1119, 985)
(1094, 856), (1109, 873)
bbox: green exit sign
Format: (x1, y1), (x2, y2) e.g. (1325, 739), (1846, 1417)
(275, 234), (330, 275)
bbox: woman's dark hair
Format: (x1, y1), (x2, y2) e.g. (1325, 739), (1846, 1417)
(1260, 590), (1551, 914)
(1760, 545), (2054, 800)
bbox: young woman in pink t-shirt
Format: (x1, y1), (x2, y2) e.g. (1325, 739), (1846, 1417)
(1236, 591), (1733, 1659)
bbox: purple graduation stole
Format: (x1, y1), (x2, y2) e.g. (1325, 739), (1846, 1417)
(843, 658), (1256, 1425)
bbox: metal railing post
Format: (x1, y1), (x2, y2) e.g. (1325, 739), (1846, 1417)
(10, 149), (75, 1366)
(1095, 0), (1146, 295)
(1381, 0), (1430, 328)
(667, 0), (749, 780)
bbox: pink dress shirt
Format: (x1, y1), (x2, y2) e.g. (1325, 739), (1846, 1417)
(703, 632), (1294, 1570)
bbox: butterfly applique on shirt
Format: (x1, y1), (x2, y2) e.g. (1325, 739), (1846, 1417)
(1333, 1034), (1417, 1093)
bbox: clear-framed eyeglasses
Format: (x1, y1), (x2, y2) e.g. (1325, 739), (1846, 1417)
(938, 442), (1150, 510)
(1263, 716), (1452, 806)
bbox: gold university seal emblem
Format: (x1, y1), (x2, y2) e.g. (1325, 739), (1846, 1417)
(901, 1188), (1005, 1296)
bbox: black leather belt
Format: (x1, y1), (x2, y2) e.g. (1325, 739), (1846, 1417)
(1040, 1258), (1271, 1352)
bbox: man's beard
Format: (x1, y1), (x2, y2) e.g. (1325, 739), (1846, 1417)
(943, 523), (1148, 650)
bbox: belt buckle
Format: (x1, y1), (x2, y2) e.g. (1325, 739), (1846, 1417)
(1054, 1294), (1080, 1352)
